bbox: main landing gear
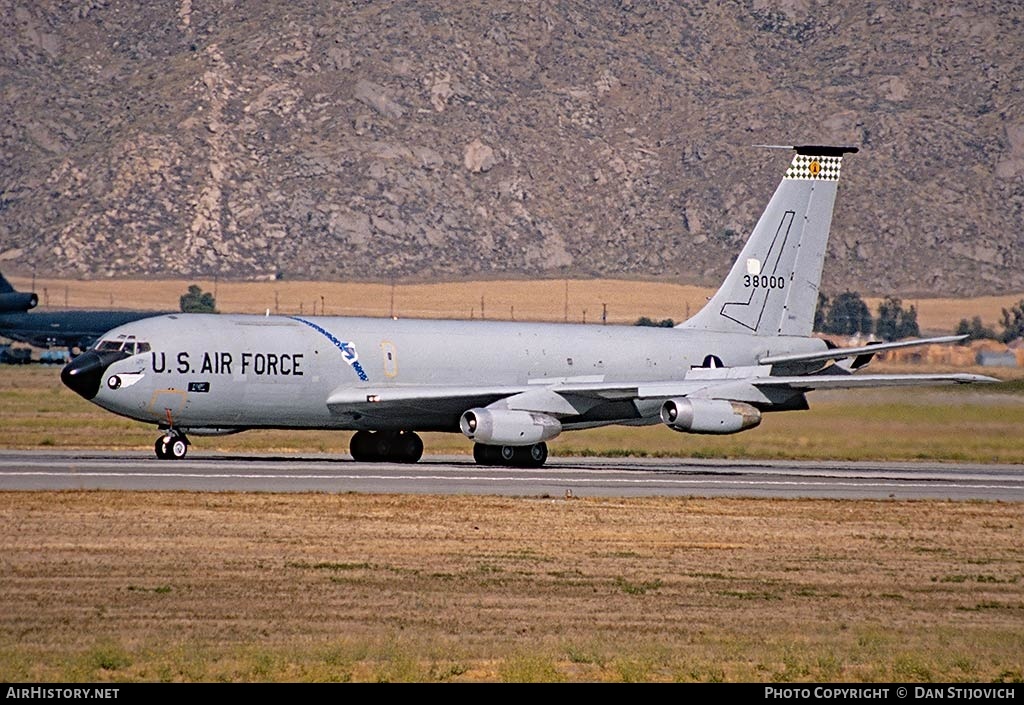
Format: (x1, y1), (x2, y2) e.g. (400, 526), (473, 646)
(473, 442), (548, 468)
(155, 430), (189, 460)
(349, 430), (424, 463)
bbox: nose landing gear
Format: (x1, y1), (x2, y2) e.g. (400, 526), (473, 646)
(155, 431), (189, 460)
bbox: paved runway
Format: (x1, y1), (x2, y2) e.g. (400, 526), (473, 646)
(0, 450), (1022, 500)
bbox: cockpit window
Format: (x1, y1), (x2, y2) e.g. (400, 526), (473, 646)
(94, 335), (150, 356)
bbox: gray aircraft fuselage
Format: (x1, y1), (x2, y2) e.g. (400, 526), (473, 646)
(69, 313), (825, 433)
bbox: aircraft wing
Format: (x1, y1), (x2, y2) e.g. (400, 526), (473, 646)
(577, 371), (998, 407)
(325, 369), (999, 422)
(326, 381), (713, 411)
(325, 381), (702, 424)
(327, 385), (528, 408)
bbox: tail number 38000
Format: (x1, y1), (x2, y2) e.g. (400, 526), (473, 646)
(743, 274), (786, 289)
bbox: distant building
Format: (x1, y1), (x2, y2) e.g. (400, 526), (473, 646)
(976, 351), (1019, 367)
(1006, 338), (1024, 367)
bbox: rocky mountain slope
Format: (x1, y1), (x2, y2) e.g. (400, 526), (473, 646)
(1, 0), (1021, 296)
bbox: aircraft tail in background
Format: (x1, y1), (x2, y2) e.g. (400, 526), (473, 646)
(0, 272), (38, 313)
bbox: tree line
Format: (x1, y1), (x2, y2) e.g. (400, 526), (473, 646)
(814, 292), (920, 339)
(954, 300), (1024, 343)
(813, 292), (1024, 342)
(810, 292), (1024, 342)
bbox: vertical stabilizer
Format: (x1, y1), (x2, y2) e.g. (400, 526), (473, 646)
(0, 272), (38, 312)
(680, 146), (857, 337)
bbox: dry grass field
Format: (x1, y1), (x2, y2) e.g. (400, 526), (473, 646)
(2, 277), (1023, 683)
(0, 492), (1022, 683)
(7, 274), (1024, 333)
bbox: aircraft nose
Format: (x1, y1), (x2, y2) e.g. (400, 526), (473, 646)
(61, 350), (128, 400)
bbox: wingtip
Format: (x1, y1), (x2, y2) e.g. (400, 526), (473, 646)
(955, 373), (1003, 384)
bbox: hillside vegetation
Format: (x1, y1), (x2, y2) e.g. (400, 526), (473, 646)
(1, 1), (1022, 296)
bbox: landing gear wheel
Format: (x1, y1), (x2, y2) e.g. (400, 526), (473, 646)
(473, 443), (505, 465)
(472, 442), (548, 468)
(373, 432), (393, 459)
(154, 432), (189, 460)
(473, 443), (496, 465)
(516, 442), (548, 468)
(350, 430), (424, 463)
(395, 431), (424, 463)
(350, 430), (373, 461)
(169, 436), (188, 460)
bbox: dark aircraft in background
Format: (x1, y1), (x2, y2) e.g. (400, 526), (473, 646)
(0, 272), (38, 313)
(0, 272), (168, 353)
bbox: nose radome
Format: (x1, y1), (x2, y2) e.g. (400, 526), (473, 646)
(61, 350), (129, 400)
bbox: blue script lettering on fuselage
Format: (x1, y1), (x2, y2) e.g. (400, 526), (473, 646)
(290, 317), (369, 381)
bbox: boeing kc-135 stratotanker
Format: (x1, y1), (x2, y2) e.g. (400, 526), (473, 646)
(61, 146), (997, 464)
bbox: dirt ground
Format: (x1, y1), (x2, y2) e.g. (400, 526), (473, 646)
(0, 491), (1021, 682)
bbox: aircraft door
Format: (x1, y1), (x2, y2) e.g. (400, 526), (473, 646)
(148, 388), (189, 424)
(380, 341), (398, 378)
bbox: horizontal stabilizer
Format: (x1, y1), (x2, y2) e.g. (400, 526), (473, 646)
(753, 145), (860, 157)
(759, 335), (968, 367)
(752, 372), (999, 391)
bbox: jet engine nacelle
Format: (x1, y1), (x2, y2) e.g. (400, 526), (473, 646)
(0, 292), (38, 313)
(459, 408), (562, 445)
(660, 398), (762, 434)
